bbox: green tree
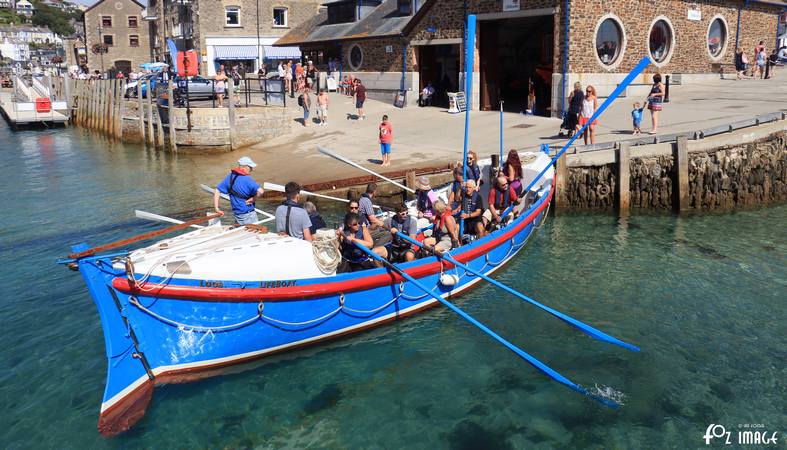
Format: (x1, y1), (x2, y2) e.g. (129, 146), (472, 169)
(30, 1), (75, 36)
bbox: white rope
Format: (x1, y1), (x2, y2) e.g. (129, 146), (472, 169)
(312, 233), (341, 274)
(129, 296), (261, 332)
(259, 304), (344, 326)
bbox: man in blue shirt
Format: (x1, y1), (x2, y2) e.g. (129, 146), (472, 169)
(214, 156), (265, 225)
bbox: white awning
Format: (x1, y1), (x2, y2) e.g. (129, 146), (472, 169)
(263, 45), (301, 60)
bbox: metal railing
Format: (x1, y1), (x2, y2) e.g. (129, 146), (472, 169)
(174, 76), (286, 109)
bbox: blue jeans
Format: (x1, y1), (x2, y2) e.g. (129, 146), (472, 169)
(303, 107), (310, 122)
(235, 210), (258, 225)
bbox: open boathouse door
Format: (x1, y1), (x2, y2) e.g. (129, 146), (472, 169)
(479, 11), (554, 116)
(415, 42), (460, 108)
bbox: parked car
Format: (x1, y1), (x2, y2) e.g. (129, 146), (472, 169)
(175, 76), (217, 100)
(125, 73), (160, 98)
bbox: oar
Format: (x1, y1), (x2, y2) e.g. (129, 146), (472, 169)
(392, 232), (639, 352)
(199, 184), (275, 220)
(263, 181), (383, 210)
(317, 145), (416, 193)
(135, 210), (204, 228)
(68, 212), (223, 259)
(352, 242), (619, 408)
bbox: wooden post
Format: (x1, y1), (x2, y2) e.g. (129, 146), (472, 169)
(405, 171), (416, 200)
(63, 76), (71, 123)
(137, 81), (146, 144)
(155, 94), (164, 149)
(116, 81), (125, 138)
(99, 81), (106, 132)
(674, 136), (690, 212)
(554, 152), (568, 209)
(74, 80), (81, 125)
(146, 80), (154, 145)
(168, 81), (176, 152)
(227, 78), (236, 150)
(89, 82), (96, 130)
(107, 80), (116, 135)
(616, 142), (631, 212)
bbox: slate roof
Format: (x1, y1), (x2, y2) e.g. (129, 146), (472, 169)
(275, 0), (416, 46)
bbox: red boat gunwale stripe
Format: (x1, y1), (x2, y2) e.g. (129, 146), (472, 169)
(113, 186), (553, 302)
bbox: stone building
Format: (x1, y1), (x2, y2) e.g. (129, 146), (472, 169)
(147, 0), (320, 76)
(83, 0), (152, 74)
(276, 0), (786, 113)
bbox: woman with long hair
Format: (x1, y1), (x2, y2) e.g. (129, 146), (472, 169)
(644, 74), (664, 134)
(504, 149), (524, 195)
(579, 85), (598, 144)
(214, 68), (228, 108)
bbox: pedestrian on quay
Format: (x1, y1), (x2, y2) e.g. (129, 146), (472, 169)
(645, 74), (664, 134)
(283, 61), (293, 97)
(735, 49), (748, 80)
(290, 60), (297, 98)
(231, 66), (242, 107)
(753, 40), (766, 77)
(354, 78), (366, 120)
(316, 89), (329, 126)
(214, 156), (265, 225)
(756, 46), (767, 79)
(299, 86), (312, 127)
(566, 82), (584, 137)
(579, 85), (598, 144)
(379, 114), (392, 166)
(631, 102), (645, 135)
(214, 67), (228, 108)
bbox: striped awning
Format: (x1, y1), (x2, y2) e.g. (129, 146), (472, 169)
(213, 45), (258, 60)
(263, 45), (301, 60)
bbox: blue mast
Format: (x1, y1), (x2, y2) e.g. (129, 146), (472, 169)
(460, 14), (476, 236)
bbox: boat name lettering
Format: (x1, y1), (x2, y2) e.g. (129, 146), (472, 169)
(199, 280), (224, 288)
(260, 280), (297, 288)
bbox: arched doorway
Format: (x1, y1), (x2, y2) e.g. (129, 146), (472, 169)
(115, 60), (132, 75)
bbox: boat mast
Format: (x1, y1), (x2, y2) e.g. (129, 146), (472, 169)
(460, 14), (476, 236)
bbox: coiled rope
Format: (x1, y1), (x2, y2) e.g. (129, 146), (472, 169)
(312, 233), (341, 274)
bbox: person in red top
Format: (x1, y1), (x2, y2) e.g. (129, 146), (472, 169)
(378, 114), (392, 166)
(354, 79), (366, 120)
(482, 175), (520, 228)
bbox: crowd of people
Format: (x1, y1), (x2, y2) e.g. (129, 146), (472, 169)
(735, 41), (784, 80)
(214, 151), (530, 273)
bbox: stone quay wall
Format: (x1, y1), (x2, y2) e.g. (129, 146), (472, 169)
(170, 105), (290, 151)
(555, 121), (787, 211)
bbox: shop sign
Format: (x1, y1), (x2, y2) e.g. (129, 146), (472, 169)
(687, 8), (701, 21)
(503, 0), (519, 12)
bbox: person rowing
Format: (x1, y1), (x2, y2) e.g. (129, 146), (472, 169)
(336, 212), (387, 272)
(425, 200), (459, 252)
(482, 175), (520, 230)
(358, 182), (391, 247)
(459, 179), (486, 238)
(384, 203), (418, 262)
(274, 181), (313, 241)
(214, 156), (265, 225)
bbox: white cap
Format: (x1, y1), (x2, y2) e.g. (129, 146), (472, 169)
(237, 156), (257, 168)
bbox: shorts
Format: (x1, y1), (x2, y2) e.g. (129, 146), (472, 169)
(233, 85), (241, 94)
(356, 98), (365, 109)
(388, 245), (415, 263)
(434, 236), (453, 252)
(316, 106), (327, 117)
(303, 107), (310, 120)
(235, 210), (258, 225)
(633, 120), (642, 128)
(462, 216), (483, 233)
(579, 116), (598, 127)
(380, 142), (391, 155)
(482, 208), (512, 224)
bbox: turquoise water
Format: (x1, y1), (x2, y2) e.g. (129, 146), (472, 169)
(0, 125), (784, 449)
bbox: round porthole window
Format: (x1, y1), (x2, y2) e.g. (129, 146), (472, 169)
(707, 16), (728, 60)
(648, 18), (674, 65)
(595, 16), (625, 68)
(348, 44), (363, 71)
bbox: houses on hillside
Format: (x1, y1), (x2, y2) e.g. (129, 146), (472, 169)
(0, 25), (62, 45)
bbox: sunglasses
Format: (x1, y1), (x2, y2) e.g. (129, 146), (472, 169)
(349, 206), (359, 210)
(349, 222), (359, 227)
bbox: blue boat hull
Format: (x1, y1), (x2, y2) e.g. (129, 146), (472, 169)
(76, 185), (553, 436)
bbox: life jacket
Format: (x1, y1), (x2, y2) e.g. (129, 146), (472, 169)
(341, 226), (368, 263)
(461, 190), (481, 213)
(433, 209), (453, 241)
(467, 163), (481, 182)
(390, 214), (413, 249)
(417, 190), (433, 215)
(228, 169), (253, 203)
(493, 186), (512, 210)
(450, 180), (461, 209)
(281, 199), (303, 238)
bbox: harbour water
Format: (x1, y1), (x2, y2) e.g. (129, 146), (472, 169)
(0, 125), (784, 449)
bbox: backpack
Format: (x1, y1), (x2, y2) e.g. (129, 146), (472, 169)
(297, 94), (304, 107)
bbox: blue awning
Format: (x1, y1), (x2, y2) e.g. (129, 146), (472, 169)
(213, 46), (258, 60)
(263, 45), (301, 60)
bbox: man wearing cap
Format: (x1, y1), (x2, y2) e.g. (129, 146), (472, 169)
(214, 156), (265, 225)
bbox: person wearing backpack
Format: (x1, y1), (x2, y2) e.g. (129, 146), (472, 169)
(299, 86), (312, 127)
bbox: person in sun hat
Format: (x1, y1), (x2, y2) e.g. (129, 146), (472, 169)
(415, 176), (439, 219)
(214, 156), (265, 225)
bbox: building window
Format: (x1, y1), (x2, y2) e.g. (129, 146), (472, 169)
(328, 1), (355, 24)
(101, 16), (112, 27)
(103, 35), (114, 46)
(397, 0), (411, 15)
(128, 16), (138, 28)
(707, 16), (727, 60)
(648, 18), (674, 64)
(595, 16), (623, 67)
(129, 35), (139, 47)
(273, 7), (287, 27)
(348, 44), (363, 70)
(225, 6), (241, 27)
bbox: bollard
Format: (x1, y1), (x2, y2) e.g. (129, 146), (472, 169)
(764, 58), (771, 79)
(664, 75), (670, 103)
